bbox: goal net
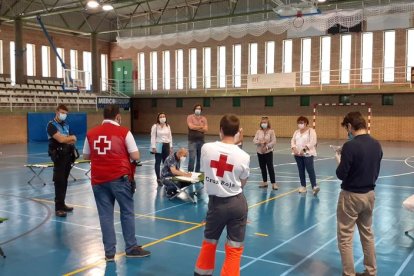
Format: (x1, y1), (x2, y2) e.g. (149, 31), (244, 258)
(312, 102), (372, 139)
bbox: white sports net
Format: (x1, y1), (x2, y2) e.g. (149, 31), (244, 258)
(117, 2), (414, 50)
(313, 103), (371, 139)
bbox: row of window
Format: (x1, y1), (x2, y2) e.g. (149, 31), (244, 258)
(0, 41), (108, 90)
(150, 94), (395, 108)
(138, 29), (414, 90)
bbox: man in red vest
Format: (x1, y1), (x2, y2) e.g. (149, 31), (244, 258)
(82, 104), (150, 261)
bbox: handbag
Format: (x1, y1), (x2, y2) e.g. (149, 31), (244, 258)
(156, 142), (163, 153)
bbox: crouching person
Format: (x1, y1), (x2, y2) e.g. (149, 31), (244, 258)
(161, 148), (192, 197)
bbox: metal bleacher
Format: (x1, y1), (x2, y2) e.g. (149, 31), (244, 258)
(0, 77), (98, 111)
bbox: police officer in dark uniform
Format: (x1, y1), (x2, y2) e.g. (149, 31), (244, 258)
(47, 104), (77, 217)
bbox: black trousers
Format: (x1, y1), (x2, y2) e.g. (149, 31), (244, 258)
(53, 153), (72, 211)
(154, 143), (170, 180)
(257, 152), (276, 183)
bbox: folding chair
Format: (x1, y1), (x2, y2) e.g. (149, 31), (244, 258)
(403, 194), (414, 235)
(25, 160), (91, 185)
(24, 163), (54, 185)
(0, 218), (8, 258)
(71, 159), (92, 179)
(166, 174), (204, 204)
(403, 195), (414, 235)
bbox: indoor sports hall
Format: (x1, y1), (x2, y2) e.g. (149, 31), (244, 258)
(0, 0), (414, 275)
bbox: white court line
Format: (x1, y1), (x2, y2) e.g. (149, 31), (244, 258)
(251, 157), (334, 170)
(164, 239), (293, 267)
(280, 206), (382, 275)
(378, 172), (414, 179)
(394, 247), (414, 276)
(0, 208), (292, 267)
(280, 236), (337, 276)
(1, 152), (48, 158)
(249, 173), (300, 179)
(240, 212), (337, 270)
(114, 202), (191, 225)
(72, 166), (89, 172)
(404, 156), (414, 169)
(354, 237), (385, 268)
(377, 184), (414, 189)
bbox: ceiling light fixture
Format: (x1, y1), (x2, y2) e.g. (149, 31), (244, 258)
(102, 4), (114, 11)
(86, 0), (100, 9)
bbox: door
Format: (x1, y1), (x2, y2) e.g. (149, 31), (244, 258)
(112, 59), (133, 95)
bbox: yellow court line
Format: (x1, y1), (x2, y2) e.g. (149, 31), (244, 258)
(248, 176), (334, 209)
(254, 232), (269, 237)
(63, 223), (205, 276)
(63, 176), (334, 275)
(32, 198), (200, 226)
(135, 214), (200, 226)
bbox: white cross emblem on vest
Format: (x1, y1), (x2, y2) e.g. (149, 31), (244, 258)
(94, 136), (111, 155)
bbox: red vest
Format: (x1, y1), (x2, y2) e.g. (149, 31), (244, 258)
(87, 122), (133, 185)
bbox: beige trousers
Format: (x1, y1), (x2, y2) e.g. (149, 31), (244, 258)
(337, 190), (376, 276)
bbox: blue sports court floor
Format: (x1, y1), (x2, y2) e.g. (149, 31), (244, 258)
(0, 135), (413, 276)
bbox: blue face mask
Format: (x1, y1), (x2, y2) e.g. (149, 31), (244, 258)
(348, 132), (354, 140)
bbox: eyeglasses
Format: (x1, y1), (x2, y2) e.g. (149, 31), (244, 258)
(261, 116), (268, 119)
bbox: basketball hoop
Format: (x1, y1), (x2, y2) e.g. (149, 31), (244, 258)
(293, 10), (305, 28)
(77, 86), (87, 93)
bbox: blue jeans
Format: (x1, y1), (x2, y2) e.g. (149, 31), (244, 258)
(188, 140), (204, 172)
(294, 155), (317, 188)
(92, 178), (137, 256)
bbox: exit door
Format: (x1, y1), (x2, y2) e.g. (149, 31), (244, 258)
(112, 60), (133, 95)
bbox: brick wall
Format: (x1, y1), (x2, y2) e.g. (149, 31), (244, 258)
(0, 115), (27, 144)
(132, 94), (414, 142)
(0, 24), (110, 79)
(110, 28), (413, 88)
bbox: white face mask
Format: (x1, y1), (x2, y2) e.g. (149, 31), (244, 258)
(180, 156), (186, 163)
(195, 109), (201, 115)
(298, 123), (305, 129)
(159, 117), (166, 124)
(58, 113), (67, 121)
(261, 123), (268, 129)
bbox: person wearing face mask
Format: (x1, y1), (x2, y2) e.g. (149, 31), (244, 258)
(291, 116), (319, 195)
(187, 104), (208, 172)
(151, 113), (173, 184)
(160, 148), (192, 197)
(335, 112), (382, 276)
(253, 116), (278, 190)
(83, 104), (151, 261)
(47, 104), (77, 217)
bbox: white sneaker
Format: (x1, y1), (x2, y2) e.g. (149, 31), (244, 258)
(312, 186), (320, 196)
(298, 186), (307, 193)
